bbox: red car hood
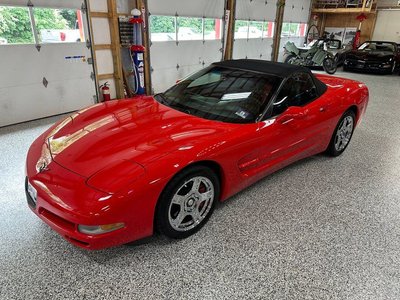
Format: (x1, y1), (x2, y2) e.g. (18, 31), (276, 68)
(46, 96), (235, 177)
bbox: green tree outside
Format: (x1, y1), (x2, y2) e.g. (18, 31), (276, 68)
(0, 7), (34, 43)
(150, 16), (219, 35)
(0, 6), (75, 44)
(150, 16), (175, 33)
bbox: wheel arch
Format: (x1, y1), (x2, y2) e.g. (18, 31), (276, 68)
(167, 160), (224, 199)
(347, 105), (359, 122)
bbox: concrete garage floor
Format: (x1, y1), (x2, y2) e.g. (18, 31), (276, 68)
(1, 70), (400, 300)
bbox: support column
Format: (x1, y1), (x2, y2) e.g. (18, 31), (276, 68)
(136, 0), (152, 95)
(107, 0), (125, 98)
(271, 0), (285, 62)
(223, 0), (237, 61)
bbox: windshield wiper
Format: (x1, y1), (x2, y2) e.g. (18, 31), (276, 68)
(154, 93), (169, 105)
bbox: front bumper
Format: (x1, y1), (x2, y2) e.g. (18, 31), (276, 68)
(344, 59), (393, 74)
(25, 126), (165, 250)
(25, 171), (138, 250)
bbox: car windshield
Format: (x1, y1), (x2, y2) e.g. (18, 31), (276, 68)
(155, 66), (281, 124)
(358, 42), (394, 52)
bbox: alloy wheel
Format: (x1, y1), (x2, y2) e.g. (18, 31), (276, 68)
(334, 115), (354, 151)
(168, 176), (214, 232)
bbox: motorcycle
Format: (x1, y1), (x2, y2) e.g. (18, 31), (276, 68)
(283, 40), (338, 74)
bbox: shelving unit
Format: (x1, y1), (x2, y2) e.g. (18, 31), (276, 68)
(88, 0), (126, 99)
(312, 0), (377, 13)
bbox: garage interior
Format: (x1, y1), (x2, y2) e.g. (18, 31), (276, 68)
(1, 0), (400, 299)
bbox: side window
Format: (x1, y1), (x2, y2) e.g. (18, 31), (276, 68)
(271, 73), (317, 117)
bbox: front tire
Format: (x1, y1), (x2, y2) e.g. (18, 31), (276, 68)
(390, 61), (396, 75)
(155, 166), (220, 239)
(326, 110), (356, 156)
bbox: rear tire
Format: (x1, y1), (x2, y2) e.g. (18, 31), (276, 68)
(155, 166), (220, 239)
(323, 57), (337, 74)
(284, 54), (296, 64)
(326, 110), (356, 157)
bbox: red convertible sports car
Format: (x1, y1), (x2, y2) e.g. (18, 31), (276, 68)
(26, 60), (369, 250)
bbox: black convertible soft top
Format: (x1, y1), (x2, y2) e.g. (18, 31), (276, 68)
(213, 59), (328, 96)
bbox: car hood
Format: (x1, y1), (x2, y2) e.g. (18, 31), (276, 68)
(46, 96), (235, 177)
(346, 50), (394, 61)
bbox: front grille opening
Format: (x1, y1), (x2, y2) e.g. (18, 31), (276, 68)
(65, 236), (90, 247)
(39, 208), (75, 231)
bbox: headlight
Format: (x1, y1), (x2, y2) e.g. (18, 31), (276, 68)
(36, 143), (52, 173)
(78, 223), (125, 235)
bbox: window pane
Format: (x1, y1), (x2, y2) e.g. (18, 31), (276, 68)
(281, 23), (290, 37)
(33, 8), (85, 43)
(248, 21), (263, 38)
(234, 20), (248, 39)
(177, 17), (202, 41)
(301, 23), (307, 37)
(204, 18), (222, 40)
(263, 22), (274, 38)
(0, 6), (34, 44)
(275, 73), (316, 111)
(289, 23), (300, 37)
(150, 15), (176, 41)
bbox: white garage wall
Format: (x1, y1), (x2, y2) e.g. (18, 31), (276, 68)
(148, 0), (225, 93)
(236, 0), (276, 21)
(373, 10), (400, 43)
(151, 40), (222, 92)
(233, 38), (275, 60)
(377, 0), (400, 7)
(283, 0), (311, 24)
(148, 0), (224, 19)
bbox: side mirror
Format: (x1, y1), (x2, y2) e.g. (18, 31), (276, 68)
(307, 87), (317, 98)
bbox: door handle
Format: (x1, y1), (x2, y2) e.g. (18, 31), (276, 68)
(319, 106), (326, 112)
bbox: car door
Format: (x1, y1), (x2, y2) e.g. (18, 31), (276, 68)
(253, 72), (328, 178)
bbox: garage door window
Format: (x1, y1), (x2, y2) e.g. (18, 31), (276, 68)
(177, 17), (203, 41)
(248, 21), (263, 38)
(282, 23), (307, 37)
(33, 8), (85, 43)
(234, 20), (249, 39)
(150, 15), (176, 41)
(150, 15), (223, 42)
(0, 6), (34, 44)
(204, 18), (222, 40)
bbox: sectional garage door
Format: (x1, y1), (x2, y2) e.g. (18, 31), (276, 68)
(0, 0), (96, 127)
(148, 0), (225, 93)
(372, 10), (400, 43)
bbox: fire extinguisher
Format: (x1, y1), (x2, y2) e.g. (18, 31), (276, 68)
(100, 82), (111, 102)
